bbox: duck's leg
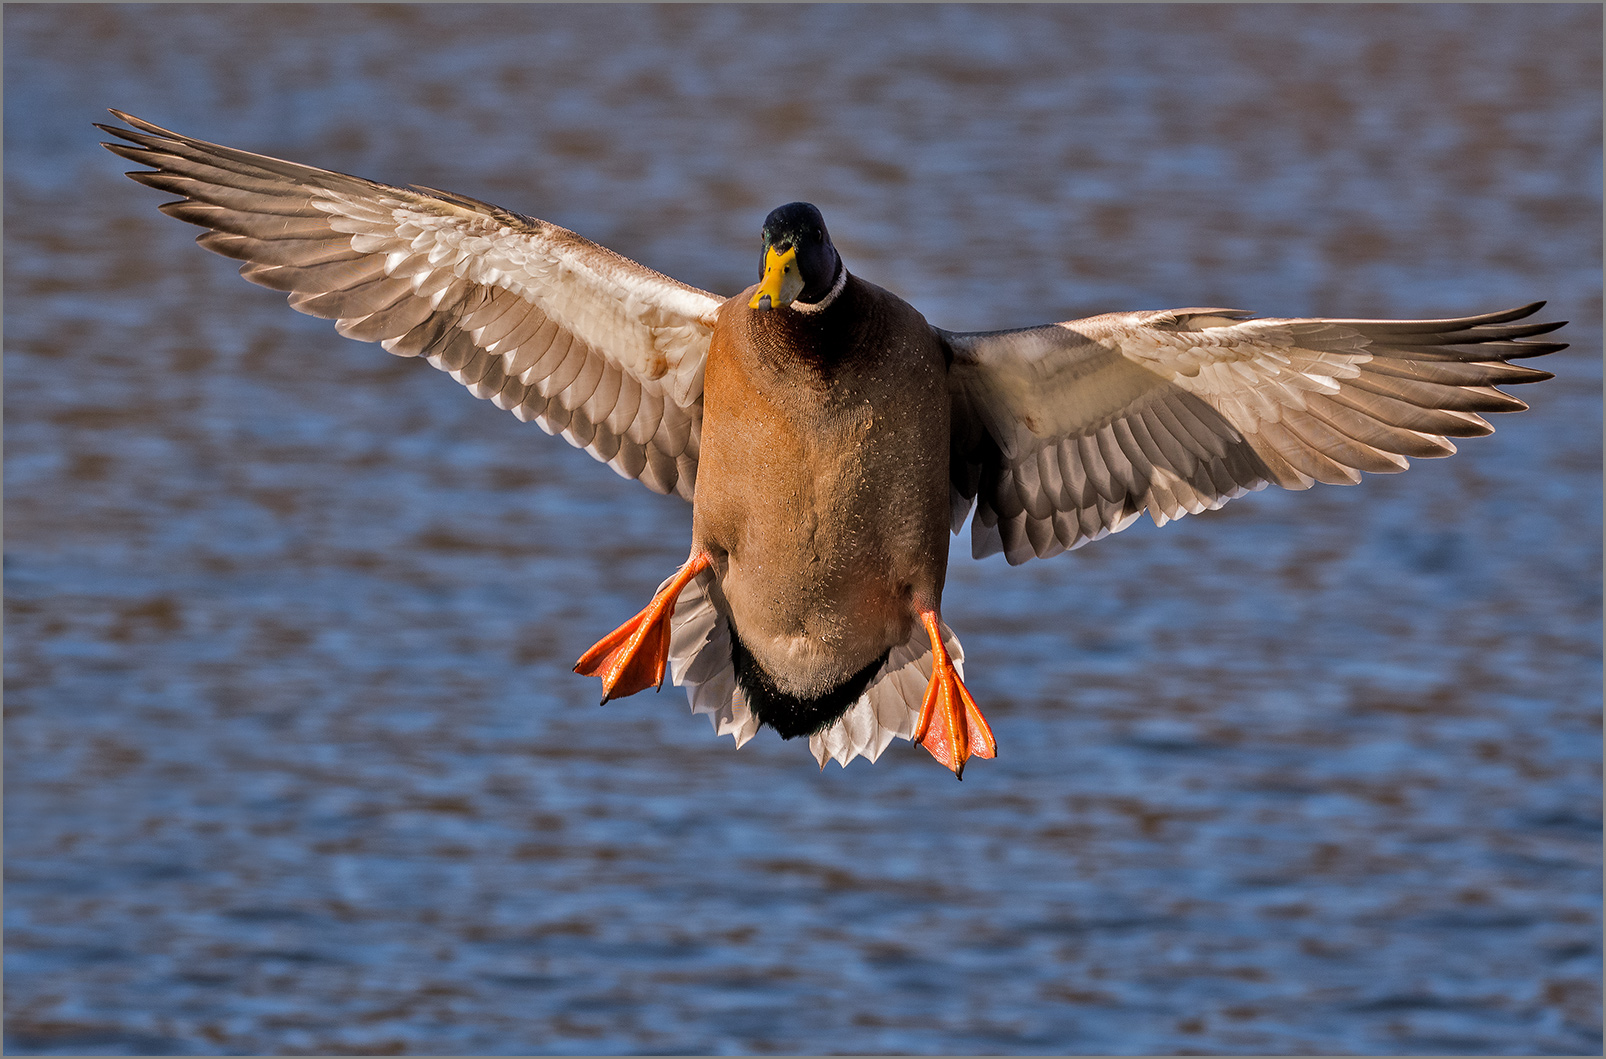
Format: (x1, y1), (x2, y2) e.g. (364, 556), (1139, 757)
(574, 552), (713, 704)
(912, 610), (997, 778)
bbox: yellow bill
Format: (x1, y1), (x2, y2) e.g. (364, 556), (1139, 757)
(749, 244), (804, 310)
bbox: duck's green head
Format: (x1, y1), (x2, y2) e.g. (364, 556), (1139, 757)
(750, 202), (843, 311)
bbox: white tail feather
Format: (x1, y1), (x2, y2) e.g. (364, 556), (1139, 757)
(666, 569), (963, 768)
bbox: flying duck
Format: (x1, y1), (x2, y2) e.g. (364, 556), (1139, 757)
(99, 111), (1565, 777)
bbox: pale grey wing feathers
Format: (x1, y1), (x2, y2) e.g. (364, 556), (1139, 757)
(99, 111), (722, 500)
(944, 303), (1564, 565)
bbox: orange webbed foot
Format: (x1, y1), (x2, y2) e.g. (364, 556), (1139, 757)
(574, 553), (711, 703)
(912, 611), (997, 778)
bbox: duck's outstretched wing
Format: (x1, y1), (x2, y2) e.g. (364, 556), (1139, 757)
(943, 303), (1565, 564)
(99, 110), (722, 500)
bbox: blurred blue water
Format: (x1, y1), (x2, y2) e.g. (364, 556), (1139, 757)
(6, 5), (1601, 1054)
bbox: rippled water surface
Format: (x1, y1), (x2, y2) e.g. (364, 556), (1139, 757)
(6, 5), (1602, 1054)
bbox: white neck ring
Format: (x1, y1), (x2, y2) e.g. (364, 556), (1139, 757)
(791, 266), (846, 314)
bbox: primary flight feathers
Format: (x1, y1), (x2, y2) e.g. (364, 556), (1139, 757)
(945, 303), (1560, 563)
(101, 109), (720, 500)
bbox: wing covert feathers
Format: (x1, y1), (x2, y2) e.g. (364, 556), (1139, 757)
(945, 303), (1564, 564)
(100, 110), (721, 499)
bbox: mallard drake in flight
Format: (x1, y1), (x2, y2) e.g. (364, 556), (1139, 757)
(100, 111), (1565, 777)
